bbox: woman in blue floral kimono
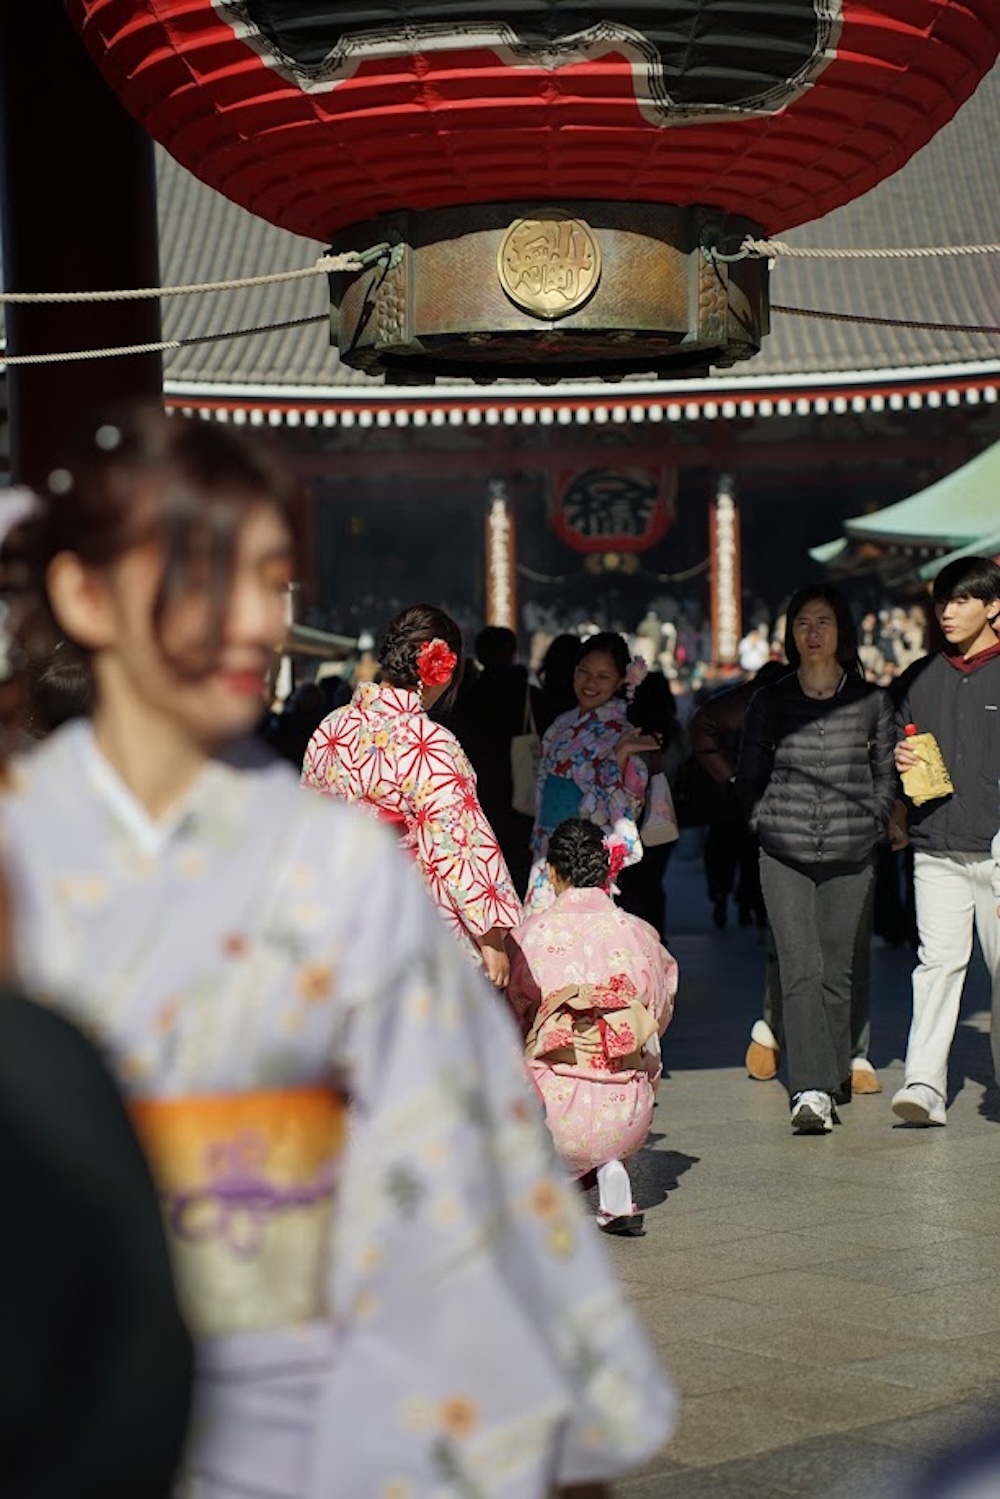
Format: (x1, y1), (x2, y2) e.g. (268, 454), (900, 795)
(526, 633), (659, 914)
(0, 408), (674, 1499)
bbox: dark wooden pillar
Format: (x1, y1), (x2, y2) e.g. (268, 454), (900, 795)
(0, 0), (162, 490)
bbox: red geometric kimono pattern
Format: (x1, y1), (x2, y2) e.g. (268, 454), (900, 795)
(303, 683), (521, 956)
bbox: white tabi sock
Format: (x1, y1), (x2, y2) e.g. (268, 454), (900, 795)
(597, 1159), (633, 1218)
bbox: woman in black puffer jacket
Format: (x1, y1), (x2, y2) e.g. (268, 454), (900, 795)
(737, 586), (897, 1135)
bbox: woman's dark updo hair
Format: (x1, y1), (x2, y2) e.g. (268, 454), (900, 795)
(546, 818), (609, 890)
(576, 631), (630, 683)
(379, 603), (464, 710)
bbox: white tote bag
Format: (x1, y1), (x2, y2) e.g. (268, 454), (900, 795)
(640, 771), (680, 847)
(510, 687), (541, 818)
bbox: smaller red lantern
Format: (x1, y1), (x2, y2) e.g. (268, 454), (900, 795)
(551, 468), (676, 555)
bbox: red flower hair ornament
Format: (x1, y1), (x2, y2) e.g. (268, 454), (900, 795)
(417, 637), (458, 688)
(603, 836), (628, 891)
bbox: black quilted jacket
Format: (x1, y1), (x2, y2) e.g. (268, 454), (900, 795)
(894, 650), (1000, 854)
(736, 670), (898, 866)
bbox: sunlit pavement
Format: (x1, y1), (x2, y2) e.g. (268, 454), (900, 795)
(603, 832), (1000, 1498)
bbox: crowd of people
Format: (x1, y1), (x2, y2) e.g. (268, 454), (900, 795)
(514, 592), (930, 702)
(0, 404), (998, 1494)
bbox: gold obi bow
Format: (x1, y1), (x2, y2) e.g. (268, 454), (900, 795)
(131, 1087), (345, 1339)
(525, 974), (657, 1071)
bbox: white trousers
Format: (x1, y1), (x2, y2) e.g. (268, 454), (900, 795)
(903, 851), (1000, 1100)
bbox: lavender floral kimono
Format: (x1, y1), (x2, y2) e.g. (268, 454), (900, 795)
(0, 722), (674, 1498)
(526, 700), (647, 914)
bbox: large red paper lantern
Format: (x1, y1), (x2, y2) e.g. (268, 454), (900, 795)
(64, 3), (999, 380)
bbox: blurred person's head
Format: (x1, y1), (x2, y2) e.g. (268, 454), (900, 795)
(378, 603), (464, 712)
(0, 489), (44, 739)
(474, 625), (518, 673)
(546, 818), (609, 893)
(573, 632), (630, 712)
(931, 556), (1000, 654)
(353, 651), (379, 684)
(32, 405), (300, 752)
(631, 636), (657, 668)
(784, 585), (860, 676)
(285, 680), (325, 715)
(24, 641), (94, 738)
(628, 667), (680, 739)
(539, 633), (581, 696)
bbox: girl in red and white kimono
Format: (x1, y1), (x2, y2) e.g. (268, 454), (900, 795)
(302, 604), (521, 986)
(509, 818), (678, 1235)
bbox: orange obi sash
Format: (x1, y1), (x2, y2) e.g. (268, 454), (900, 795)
(131, 1087), (346, 1339)
(525, 974), (658, 1073)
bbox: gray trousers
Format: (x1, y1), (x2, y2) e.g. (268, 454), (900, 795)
(762, 873), (874, 1061)
(759, 851), (876, 1098)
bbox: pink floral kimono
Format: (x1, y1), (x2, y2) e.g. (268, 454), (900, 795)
(508, 888), (677, 1194)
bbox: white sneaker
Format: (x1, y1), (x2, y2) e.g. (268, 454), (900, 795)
(891, 1083), (946, 1127)
(790, 1090), (834, 1134)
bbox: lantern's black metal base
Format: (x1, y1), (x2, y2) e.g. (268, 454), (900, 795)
(328, 201), (767, 384)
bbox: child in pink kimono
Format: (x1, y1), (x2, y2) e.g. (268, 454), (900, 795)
(508, 819), (678, 1235)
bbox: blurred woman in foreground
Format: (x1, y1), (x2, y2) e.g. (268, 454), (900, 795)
(0, 407), (673, 1498)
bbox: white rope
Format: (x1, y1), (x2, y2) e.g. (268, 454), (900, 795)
(743, 238), (1000, 261)
(3, 238), (996, 305)
(3, 298), (996, 365)
(0, 313), (327, 366)
(0, 251), (365, 305)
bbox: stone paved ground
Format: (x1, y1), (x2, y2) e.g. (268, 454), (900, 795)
(600, 834), (1000, 1499)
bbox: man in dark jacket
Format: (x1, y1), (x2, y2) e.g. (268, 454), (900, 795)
(688, 665), (780, 931)
(891, 556), (1000, 1127)
(451, 625), (534, 895)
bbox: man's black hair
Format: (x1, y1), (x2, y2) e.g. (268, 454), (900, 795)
(932, 555), (1000, 606)
(474, 625), (517, 672)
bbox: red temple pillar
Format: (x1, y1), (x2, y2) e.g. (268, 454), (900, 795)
(0, 0), (162, 490)
(709, 473), (742, 666)
(485, 479), (518, 631)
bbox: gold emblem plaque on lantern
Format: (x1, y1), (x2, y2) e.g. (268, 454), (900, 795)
(497, 210), (601, 319)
